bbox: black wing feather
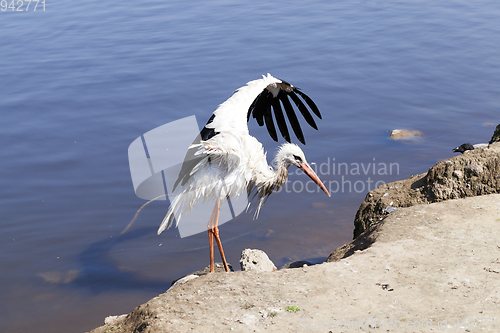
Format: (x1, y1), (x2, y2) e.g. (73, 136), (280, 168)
(295, 89), (322, 119)
(263, 99), (278, 142)
(271, 93), (290, 142)
(247, 79), (322, 145)
(288, 91), (318, 130)
(248, 90), (271, 126)
(200, 114), (218, 140)
(279, 91), (305, 144)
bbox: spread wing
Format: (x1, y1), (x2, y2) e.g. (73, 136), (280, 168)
(173, 74), (322, 190)
(202, 73), (322, 144)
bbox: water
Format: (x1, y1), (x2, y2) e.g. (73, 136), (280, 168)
(1, 1), (499, 332)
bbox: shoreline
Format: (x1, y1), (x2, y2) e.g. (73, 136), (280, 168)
(88, 143), (500, 333)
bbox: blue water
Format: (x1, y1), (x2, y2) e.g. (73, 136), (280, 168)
(1, 1), (499, 332)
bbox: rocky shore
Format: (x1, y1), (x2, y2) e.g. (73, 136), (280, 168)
(88, 142), (500, 333)
(351, 142), (500, 239)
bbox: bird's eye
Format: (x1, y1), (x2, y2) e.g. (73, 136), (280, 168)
(293, 154), (302, 163)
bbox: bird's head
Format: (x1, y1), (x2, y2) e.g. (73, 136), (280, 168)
(275, 143), (330, 197)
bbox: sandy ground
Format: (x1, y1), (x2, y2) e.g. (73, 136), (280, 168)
(89, 194), (500, 333)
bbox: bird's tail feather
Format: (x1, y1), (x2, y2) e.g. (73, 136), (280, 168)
(157, 195), (183, 235)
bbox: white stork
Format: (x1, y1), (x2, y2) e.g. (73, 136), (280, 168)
(158, 73), (330, 273)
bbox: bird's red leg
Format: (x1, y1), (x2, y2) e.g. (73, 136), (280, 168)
(207, 200), (230, 272)
(208, 229), (214, 273)
(207, 201), (220, 273)
(213, 226), (229, 272)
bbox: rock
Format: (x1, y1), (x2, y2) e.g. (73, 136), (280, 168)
(237, 313), (258, 326)
(240, 249), (277, 272)
(465, 164), (483, 176)
(327, 225), (378, 262)
(283, 260), (315, 269)
(489, 124), (500, 144)
(104, 314), (127, 325)
(389, 129), (423, 140)
(351, 142), (500, 238)
(384, 206), (398, 214)
(170, 274), (199, 289)
(189, 263), (234, 277)
(170, 263), (234, 288)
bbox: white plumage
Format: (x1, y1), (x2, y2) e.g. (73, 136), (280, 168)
(158, 73), (329, 272)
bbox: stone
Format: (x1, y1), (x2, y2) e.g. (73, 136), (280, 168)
(188, 262), (234, 277)
(240, 249), (277, 272)
(389, 129), (423, 140)
(237, 313), (258, 326)
(283, 260), (315, 269)
(104, 314), (127, 325)
(465, 164), (483, 176)
(351, 142), (500, 238)
(170, 274), (199, 289)
(489, 124), (500, 144)
(384, 206), (399, 214)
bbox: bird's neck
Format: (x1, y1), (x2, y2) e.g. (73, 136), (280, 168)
(261, 162), (288, 190)
(250, 162), (289, 215)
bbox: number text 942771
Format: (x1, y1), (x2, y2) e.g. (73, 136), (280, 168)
(1, 0), (45, 11)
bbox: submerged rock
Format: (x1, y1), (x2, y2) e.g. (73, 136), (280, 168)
(389, 129), (423, 140)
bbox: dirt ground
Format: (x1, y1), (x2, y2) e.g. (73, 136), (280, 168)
(89, 193), (500, 333)
(89, 142), (500, 333)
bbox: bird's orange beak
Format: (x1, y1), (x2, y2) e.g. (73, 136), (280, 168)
(300, 163), (330, 197)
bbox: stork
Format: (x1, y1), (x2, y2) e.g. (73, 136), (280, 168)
(158, 74), (330, 273)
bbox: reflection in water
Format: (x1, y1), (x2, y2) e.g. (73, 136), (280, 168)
(75, 227), (167, 293)
(38, 270), (81, 284)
